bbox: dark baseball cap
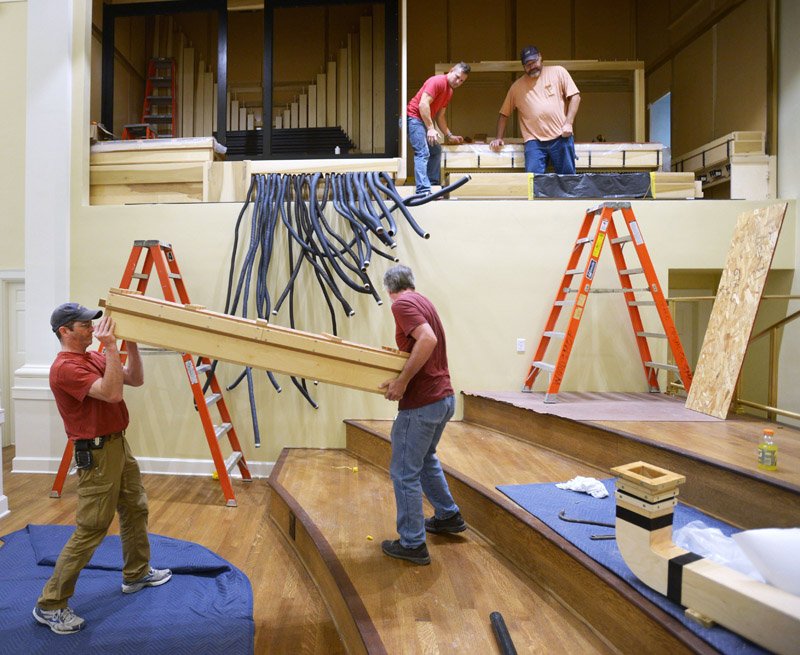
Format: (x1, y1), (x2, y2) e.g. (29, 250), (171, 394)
(50, 303), (102, 333)
(520, 46), (541, 64)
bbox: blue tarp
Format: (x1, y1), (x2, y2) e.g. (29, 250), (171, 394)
(497, 479), (767, 654)
(0, 525), (254, 655)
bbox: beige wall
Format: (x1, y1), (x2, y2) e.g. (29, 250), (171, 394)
(0, 0), (27, 271)
(66, 199), (795, 465)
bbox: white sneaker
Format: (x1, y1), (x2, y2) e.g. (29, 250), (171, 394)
(121, 567), (173, 594)
(33, 605), (86, 634)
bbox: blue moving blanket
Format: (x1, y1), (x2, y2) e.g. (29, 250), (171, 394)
(497, 478), (767, 654)
(0, 525), (254, 655)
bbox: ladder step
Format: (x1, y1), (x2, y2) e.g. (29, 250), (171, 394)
(565, 287), (650, 294)
(143, 114), (173, 121)
(620, 267), (643, 275)
(637, 331), (667, 338)
(611, 235), (632, 244)
(645, 361), (679, 372)
(146, 95), (173, 101)
(532, 361), (555, 373)
(224, 451), (243, 474)
(565, 268), (583, 276)
(196, 363), (212, 374)
(555, 300), (575, 306)
(214, 422), (233, 440)
(575, 237), (593, 245)
(543, 331), (565, 339)
(132, 272), (149, 280)
(168, 272), (182, 279)
(628, 300), (656, 306)
(205, 392), (222, 406)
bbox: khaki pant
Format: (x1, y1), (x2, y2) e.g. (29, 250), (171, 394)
(37, 434), (151, 610)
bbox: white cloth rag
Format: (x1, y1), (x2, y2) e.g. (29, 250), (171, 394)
(555, 476), (609, 498)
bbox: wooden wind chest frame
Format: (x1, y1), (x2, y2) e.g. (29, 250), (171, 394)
(101, 290), (408, 394)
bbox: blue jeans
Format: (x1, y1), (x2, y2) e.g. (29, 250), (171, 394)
(524, 135), (576, 174)
(408, 117), (442, 193)
(389, 395), (458, 548)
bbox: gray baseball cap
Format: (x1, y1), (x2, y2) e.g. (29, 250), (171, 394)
(50, 303), (102, 333)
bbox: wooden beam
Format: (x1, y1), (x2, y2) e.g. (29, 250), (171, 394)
(181, 47), (195, 137)
(359, 16), (373, 153)
(316, 73), (327, 128)
(326, 61), (337, 128)
(308, 84), (317, 128)
(372, 5), (385, 153)
(338, 47), (348, 134)
(101, 291), (407, 394)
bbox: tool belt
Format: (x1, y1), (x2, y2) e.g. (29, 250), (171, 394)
(74, 431), (124, 469)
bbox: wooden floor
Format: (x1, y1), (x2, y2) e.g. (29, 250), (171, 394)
(270, 447), (614, 654)
(0, 445), (344, 654)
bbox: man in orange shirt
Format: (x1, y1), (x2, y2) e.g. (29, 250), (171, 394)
(490, 46), (581, 174)
(406, 63), (470, 194)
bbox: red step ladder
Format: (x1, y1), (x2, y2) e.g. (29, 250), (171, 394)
(141, 57), (176, 138)
(51, 240), (251, 506)
(522, 202), (693, 402)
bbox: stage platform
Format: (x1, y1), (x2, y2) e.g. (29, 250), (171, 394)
(267, 390), (798, 653)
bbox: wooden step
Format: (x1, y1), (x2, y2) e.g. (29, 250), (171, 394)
(461, 391), (800, 529)
(345, 419), (716, 655)
(268, 448), (614, 654)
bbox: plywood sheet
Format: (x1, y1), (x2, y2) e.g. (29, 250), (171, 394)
(685, 203), (788, 418)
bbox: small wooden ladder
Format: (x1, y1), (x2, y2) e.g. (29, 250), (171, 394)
(51, 240), (251, 506)
(522, 202), (693, 402)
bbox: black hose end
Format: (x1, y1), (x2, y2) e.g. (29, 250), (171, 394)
(363, 260), (370, 268)
(255, 443), (261, 448)
(313, 380), (319, 385)
(348, 310), (356, 317)
(272, 310), (278, 315)
(376, 299), (383, 306)
(423, 232), (431, 239)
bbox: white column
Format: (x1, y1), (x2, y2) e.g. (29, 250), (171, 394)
(0, 402), (8, 518)
(12, 0), (76, 473)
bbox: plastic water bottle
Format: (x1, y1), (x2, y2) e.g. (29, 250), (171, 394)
(757, 428), (777, 471)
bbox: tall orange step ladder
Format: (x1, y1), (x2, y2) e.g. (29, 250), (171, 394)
(50, 240), (251, 506)
(522, 201), (693, 403)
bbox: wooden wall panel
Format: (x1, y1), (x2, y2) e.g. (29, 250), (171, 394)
(574, 0), (634, 60)
(635, 0), (671, 67)
(448, 0), (507, 62)
(574, 92), (633, 143)
(203, 71), (213, 136)
(715, 0), (768, 137)
(359, 16), (373, 153)
(273, 7), (325, 83)
(372, 4), (386, 153)
(515, 1), (572, 60)
(671, 30), (714, 156)
(194, 60), (205, 137)
(686, 203), (788, 418)
(406, 0), (447, 85)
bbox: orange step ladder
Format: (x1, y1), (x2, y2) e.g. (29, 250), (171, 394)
(141, 57), (176, 138)
(522, 202), (693, 402)
(51, 240), (251, 506)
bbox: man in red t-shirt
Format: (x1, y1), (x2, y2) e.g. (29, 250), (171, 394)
(406, 62), (470, 194)
(33, 303), (171, 635)
(379, 265), (466, 565)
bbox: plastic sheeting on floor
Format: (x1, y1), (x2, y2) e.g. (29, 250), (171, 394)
(0, 525), (253, 655)
(531, 172), (653, 198)
(497, 479), (767, 655)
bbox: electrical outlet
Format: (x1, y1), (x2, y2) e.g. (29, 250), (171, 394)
(516, 338), (526, 353)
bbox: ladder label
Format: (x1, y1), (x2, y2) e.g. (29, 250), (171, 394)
(592, 233), (606, 258)
(577, 293), (587, 308)
(185, 360), (198, 384)
(574, 307), (584, 320)
(630, 221), (644, 245)
(586, 260), (597, 280)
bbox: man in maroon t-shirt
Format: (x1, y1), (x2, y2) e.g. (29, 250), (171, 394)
(406, 62), (470, 194)
(33, 303), (171, 636)
(379, 265), (466, 565)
